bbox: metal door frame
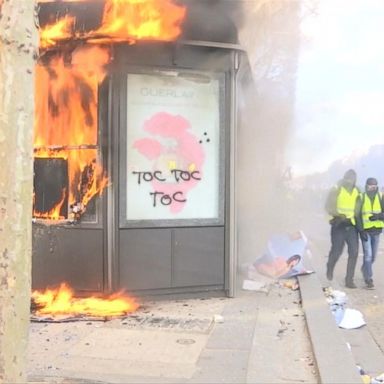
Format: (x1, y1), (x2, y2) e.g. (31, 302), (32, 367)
(103, 42), (242, 296)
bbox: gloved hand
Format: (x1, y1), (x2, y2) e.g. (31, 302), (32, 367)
(330, 214), (344, 225)
(330, 214), (351, 226)
(360, 231), (368, 242)
(369, 213), (384, 221)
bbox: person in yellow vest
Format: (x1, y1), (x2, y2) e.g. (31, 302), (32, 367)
(357, 177), (384, 289)
(325, 169), (362, 288)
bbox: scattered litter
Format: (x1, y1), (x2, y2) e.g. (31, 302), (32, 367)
(213, 314), (224, 323)
(120, 315), (212, 332)
(356, 365), (384, 384)
(332, 305), (345, 325)
(176, 338), (196, 345)
(242, 279), (269, 292)
(276, 320), (288, 338)
(357, 364), (365, 375)
(281, 278), (299, 291)
(328, 289), (347, 306)
(357, 365), (370, 384)
(372, 372), (384, 383)
(346, 342), (351, 351)
(338, 308), (366, 329)
(324, 287), (366, 329)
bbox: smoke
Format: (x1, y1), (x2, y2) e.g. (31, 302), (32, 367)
(236, 1), (306, 265)
(36, 0), (331, 275)
(178, 0), (316, 265)
(235, 0), (384, 268)
(178, 0), (242, 43)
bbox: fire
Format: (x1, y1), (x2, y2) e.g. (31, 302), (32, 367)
(39, 16), (75, 49)
(98, 0), (186, 41)
(33, 188), (67, 221)
(32, 283), (139, 317)
(34, 46), (109, 220)
(39, 0), (186, 49)
(34, 0), (186, 221)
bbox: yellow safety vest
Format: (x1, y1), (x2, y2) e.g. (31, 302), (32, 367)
(336, 186), (360, 225)
(361, 193), (384, 229)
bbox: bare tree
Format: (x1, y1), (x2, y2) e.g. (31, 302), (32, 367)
(0, 1), (38, 382)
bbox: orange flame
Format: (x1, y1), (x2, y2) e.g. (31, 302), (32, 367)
(33, 188), (67, 221)
(32, 283), (139, 317)
(98, 0), (186, 41)
(34, 0), (185, 220)
(33, 46), (109, 220)
(39, 0), (186, 49)
(38, 0), (89, 2)
(39, 16), (75, 49)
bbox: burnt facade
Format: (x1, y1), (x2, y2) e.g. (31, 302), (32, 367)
(32, 0), (249, 296)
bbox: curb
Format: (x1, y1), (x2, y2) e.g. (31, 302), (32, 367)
(298, 272), (363, 384)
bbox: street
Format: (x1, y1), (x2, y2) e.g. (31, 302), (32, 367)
(308, 220), (384, 379)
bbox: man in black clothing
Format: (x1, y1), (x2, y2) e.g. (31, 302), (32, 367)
(325, 169), (362, 288)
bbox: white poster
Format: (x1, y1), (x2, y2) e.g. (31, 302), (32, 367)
(125, 72), (221, 221)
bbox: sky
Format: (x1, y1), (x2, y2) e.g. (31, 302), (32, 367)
(289, 0), (384, 177)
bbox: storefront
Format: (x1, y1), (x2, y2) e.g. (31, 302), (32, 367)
(32, 0), (247, 297)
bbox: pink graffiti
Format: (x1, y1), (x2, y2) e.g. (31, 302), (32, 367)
(133, 138), (163, 160)
(133, 112), (205, 213)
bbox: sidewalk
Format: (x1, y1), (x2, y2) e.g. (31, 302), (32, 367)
(27, 272), (362, 384)
(306, 239), (384, 384)
(298, 272), (362, 384)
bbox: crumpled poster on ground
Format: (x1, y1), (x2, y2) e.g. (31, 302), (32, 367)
(249, 230), (313, 280)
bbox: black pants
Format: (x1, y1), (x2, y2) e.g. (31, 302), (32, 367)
(327, 224), (359, 283)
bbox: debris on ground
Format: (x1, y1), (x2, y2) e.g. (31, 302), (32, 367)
(371, 372), (384, 383)
(276, 319), (288, 338)
(324, 287), (366, 329)
(251, 231), (314, 280)
(242, 279), (269, 292)
(280, 278), (299, 291)
(338, 308), (366, 329)
(357, 365), (384, 383)
(213, 314), (224, 323)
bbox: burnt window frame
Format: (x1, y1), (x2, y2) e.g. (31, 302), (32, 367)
(32, 73), (106, 229)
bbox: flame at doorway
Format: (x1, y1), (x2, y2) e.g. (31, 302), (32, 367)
(34, 0), (186, 221)
(32, 283), (139, 318)
(34, 45), (110, 221)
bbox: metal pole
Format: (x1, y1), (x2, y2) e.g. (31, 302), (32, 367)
(228, 50), (240, 297)
(106, 78), (115, 293)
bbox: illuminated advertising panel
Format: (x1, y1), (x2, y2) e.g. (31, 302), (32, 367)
(125, 72), (222, 222)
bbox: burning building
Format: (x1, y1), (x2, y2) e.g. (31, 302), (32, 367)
(32, 0), (301, 298)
